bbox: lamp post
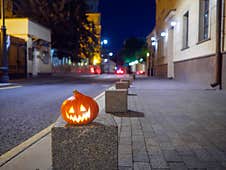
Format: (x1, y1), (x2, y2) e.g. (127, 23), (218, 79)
(0, 0), (9, 83)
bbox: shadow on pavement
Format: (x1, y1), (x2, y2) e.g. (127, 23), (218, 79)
(108, 110), (144, 117)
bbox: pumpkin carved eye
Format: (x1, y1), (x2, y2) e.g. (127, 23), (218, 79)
(69, 106), (75, 113)
(61, 90), (99, 125)
(80, 104), (86, 112)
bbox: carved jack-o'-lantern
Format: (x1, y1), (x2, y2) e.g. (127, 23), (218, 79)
(61, 90), (99, 125)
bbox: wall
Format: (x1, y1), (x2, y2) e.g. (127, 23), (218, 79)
(173, 0), (216, 62)
(5, 18), (29, 41)
(174, 55), (215, 86)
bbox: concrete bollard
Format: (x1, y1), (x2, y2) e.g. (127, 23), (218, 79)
(52, 114), (118, 170)
(105, 89), (128, 113)
(115, 81), (129, 89)
(120, 78), (132, 86)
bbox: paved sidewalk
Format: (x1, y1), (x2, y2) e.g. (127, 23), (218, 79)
(1, 78), (226, 170)
(115, 78), (226, 170)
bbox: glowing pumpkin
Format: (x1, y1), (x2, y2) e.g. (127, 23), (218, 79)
(61, 90), (99, 125)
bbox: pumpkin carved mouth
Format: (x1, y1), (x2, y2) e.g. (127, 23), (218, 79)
(66, 105), (91, 123)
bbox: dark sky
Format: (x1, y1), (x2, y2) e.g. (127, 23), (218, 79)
(99, 0), (156, 52)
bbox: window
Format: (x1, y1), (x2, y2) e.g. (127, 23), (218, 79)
(199, 0), (209, 41)
(182, 11), (189, 49)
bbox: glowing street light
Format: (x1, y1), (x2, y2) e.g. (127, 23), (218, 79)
(161, 32), (167, 37)
(103, 39), (108, 45)
(152, 42), (157, 46)
(170, 21), (177, 27)
(151, 37), (156, 41)
(108, 52), (113, 56)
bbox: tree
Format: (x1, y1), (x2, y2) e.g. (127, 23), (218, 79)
(118, 37), (147, 65)
(12, 0), (98, 61)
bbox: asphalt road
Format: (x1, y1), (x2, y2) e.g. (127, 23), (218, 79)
(0, 74), (122, 155)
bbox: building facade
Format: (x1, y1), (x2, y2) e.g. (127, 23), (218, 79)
(86, 13), (101, 66)
(147, 0), (226, 89)
(1, 1), (52, 78)
(5, 18), (51, 77)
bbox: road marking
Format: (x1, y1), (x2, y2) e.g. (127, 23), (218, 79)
(0, 86), (22, 90)
(0, 85), (114, 167)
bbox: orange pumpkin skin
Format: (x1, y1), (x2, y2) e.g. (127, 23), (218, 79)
(61, 90), (99, 125)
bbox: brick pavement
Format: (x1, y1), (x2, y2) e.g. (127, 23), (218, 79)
(112, 78), (226, 170)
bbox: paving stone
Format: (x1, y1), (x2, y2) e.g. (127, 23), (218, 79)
(133, 162), (151, 170)
(119, 137), (132, 145)
(133, 150), (149, 162)
(145, 137), (159, 147)
(119, 144), (132, 154)
(119, 166), (132, 170)
(182, 155), (206, 169)
(118, 153), (133, 167)
(132, 140), (149, 162)
(175, 146), (195, 156)
(162, 149), (183, 163)
(168, 162), (187, 170)
(204, 161), (226, 170)
(159, 142), (175, 150)
(121, 118), (131, 127)
(147, 146), (162, 156)
(150, 155), (169, 169)
(193, 148), (215, 162)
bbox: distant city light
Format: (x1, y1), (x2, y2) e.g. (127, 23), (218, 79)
(151, 37), (156, 41)
(108, 52), (113, 56)
(146, 52), (150, 57)
(139, 58), (144, 62)
(129, 60), (139, 66)
(6, 35), (10, 49)
(103, 39), (108, 45)
(152, 42), (157, 46)
(161, 32), (167, 37)
(170, 21), (177, 27)
(104, 59), (108, 62)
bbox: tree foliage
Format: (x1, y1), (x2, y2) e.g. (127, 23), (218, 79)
(118, 37), (148, 65)
(13, 0), (98, 60)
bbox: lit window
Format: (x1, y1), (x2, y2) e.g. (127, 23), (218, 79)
(182, 11), (189, 49)
(199, 0), (209, 41)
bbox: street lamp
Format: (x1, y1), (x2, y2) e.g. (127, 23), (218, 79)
(108, 52), (113, 57)
(103, 39), (108, 45)
(0, 0), (9, 83)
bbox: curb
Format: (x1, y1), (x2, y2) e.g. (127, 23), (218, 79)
(0, 85), (114, 167)
(0, 83), (21, 90)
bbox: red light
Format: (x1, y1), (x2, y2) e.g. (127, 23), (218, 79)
(116, 68), (124, 74)
(136, 70), (144, 75)
(96, 67), (101, 74)
(90, 67), (95, 73)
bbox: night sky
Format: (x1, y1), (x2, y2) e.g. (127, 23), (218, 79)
(99, 0), (156, 53)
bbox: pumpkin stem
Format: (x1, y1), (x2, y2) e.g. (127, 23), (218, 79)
(73, 90), (78, 94)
